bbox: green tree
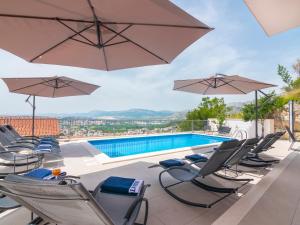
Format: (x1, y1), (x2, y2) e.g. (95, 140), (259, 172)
(180, 97), (230, 131)
(241, 92), (287, 135)
(278, 60), (300, 101)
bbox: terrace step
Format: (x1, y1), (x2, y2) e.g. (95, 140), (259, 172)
(213, 151), (300, 225)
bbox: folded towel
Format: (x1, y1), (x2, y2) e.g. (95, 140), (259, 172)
(185, 154), (208, 162)
(24, 168), (52, 179)
(159, 159), (185, 168)
(35, 144), (52, 152)
(40, 140), (55, 145)
(101, 176), (143, 195)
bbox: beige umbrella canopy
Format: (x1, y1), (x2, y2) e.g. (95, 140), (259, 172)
(1, 76), (100, 136)
(244, 0), (300, 36)
(0, 0), (212, 71)
(2, 76), (99, 97)
(174, 74), (276, 137)
(174, 74), (275, 95)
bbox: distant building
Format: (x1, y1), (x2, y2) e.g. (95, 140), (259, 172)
(0, 116), (60, 137)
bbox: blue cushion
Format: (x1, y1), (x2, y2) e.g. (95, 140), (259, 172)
(159, 159), (185, 168)
(185, 154), (208, 162)
(101, 176), (137, 195)
(24, 168), (52, 179)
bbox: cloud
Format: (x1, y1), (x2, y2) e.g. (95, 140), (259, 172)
(0, 0), (299, 115)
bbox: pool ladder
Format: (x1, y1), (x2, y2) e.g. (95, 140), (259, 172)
(232, 129), (248, 140)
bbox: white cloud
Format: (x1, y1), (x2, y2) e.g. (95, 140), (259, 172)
(0, 0), (299, 115)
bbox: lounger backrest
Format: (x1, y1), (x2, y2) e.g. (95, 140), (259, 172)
(264, 131), (285, 148)
(199, 140), (241, 177)
(1, 126), (18, 141)
(225, 138), (259, 167)
(0, 175), (114, 225)
(5, 125), (22, 138)
(252, 133), (275, 154)
(285, 126), (296, 142)
(218, 126), (231, 134)
(0, 127), (14, 145)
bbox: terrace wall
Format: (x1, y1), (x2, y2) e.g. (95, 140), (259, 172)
(0, 116), (60, 137)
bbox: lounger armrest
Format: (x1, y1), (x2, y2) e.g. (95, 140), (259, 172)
(5, 145), (35, 150)
(0, 150), (34, 154)
(124, 184), (150, 221)
(124, 197), (143, 220)
(165, 166), (192, 173)
(24, 135), (40, 139)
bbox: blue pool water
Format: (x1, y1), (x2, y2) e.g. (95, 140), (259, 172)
(88, 134), (230, 158)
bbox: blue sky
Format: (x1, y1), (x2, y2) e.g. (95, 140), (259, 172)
(0, 0), (299, 115)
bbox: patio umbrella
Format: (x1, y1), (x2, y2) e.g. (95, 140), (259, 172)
(174, 74), (276, 137)
(244, 0), (300, 36)
(1, 76), (100, 136)
(0, 0), (212, 71)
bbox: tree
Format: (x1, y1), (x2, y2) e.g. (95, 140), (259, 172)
(241, 92), (287, 135)
(278, 61), (300, 101)
(292, 59), (300, 77)
(180, 97), (230, 131)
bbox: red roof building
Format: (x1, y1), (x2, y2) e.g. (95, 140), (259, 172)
(0, 117), (60, 137)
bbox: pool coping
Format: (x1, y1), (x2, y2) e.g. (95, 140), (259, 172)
(78, 132), (228, 165)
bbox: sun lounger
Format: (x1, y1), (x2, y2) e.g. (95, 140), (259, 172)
(4, 124), (58, 144)
(155, 139), (243, 208)
(0, 126), (60, 151)
(184, 139), (264, 183)
(0, 127), (61, 160)
(246, 132), (285, 164)
(0, 174), (149, 225)
(285, 126), (299, 151)
(0, 145), (43, 178)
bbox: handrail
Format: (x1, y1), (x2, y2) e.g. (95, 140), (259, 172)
(232, 129), (248, 140)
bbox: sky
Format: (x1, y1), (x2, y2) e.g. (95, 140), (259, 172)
(0, 0), (300, 115)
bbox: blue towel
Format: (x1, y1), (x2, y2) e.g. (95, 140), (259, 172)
(24, 168), (52, 179)
(185, 154), (208, 162)
(40, 140), (54, 144)
(159, 159), (185, 168)
(101, 176), (139, 195)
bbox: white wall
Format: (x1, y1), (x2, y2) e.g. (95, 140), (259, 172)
(209, 119), (275, 138)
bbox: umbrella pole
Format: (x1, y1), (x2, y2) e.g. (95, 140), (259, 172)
(289, 100), (295, 141)
(32, 95), (36, 137)
(255, 90), (258, 138)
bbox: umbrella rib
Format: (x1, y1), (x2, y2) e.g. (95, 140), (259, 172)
(58, 79), (92, 95)
(100, 23), (169, 63)
(87, 0), (109, 70)
(104, 40), (130, 47)
(56, 19), (96, 46)
(10, 78), (61, 92)
(30, 23), (95, 62)
(174, 79), (211, 90)
(0, 14), (212, 29)
(102, 25), (133, 46)
(0, 13), (94, 23)
(99, 24), (109, 71)
(71, 38), (96, 47)
(202, 84), (211, 95)
(222, 81), (247, 94)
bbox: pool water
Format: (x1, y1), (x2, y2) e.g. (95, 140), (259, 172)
(88, 134), (230, 158)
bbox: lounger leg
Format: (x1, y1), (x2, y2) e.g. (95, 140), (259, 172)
(159, 170), (235, 208)
(133, 198), (149, 225)
(248, 155), (280, 164)
(288, 142), (295, 151)
(191, 179), (237, 193)
(213, 172), (253, 182)
(239, 161), (272, 168)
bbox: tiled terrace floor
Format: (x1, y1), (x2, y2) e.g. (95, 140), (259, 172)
(0, 139), (297, 225)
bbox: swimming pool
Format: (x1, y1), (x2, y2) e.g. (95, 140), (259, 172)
(88, 134), (230, 158)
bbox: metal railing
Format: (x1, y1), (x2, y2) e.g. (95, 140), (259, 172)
(58, 119), (222, 139)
